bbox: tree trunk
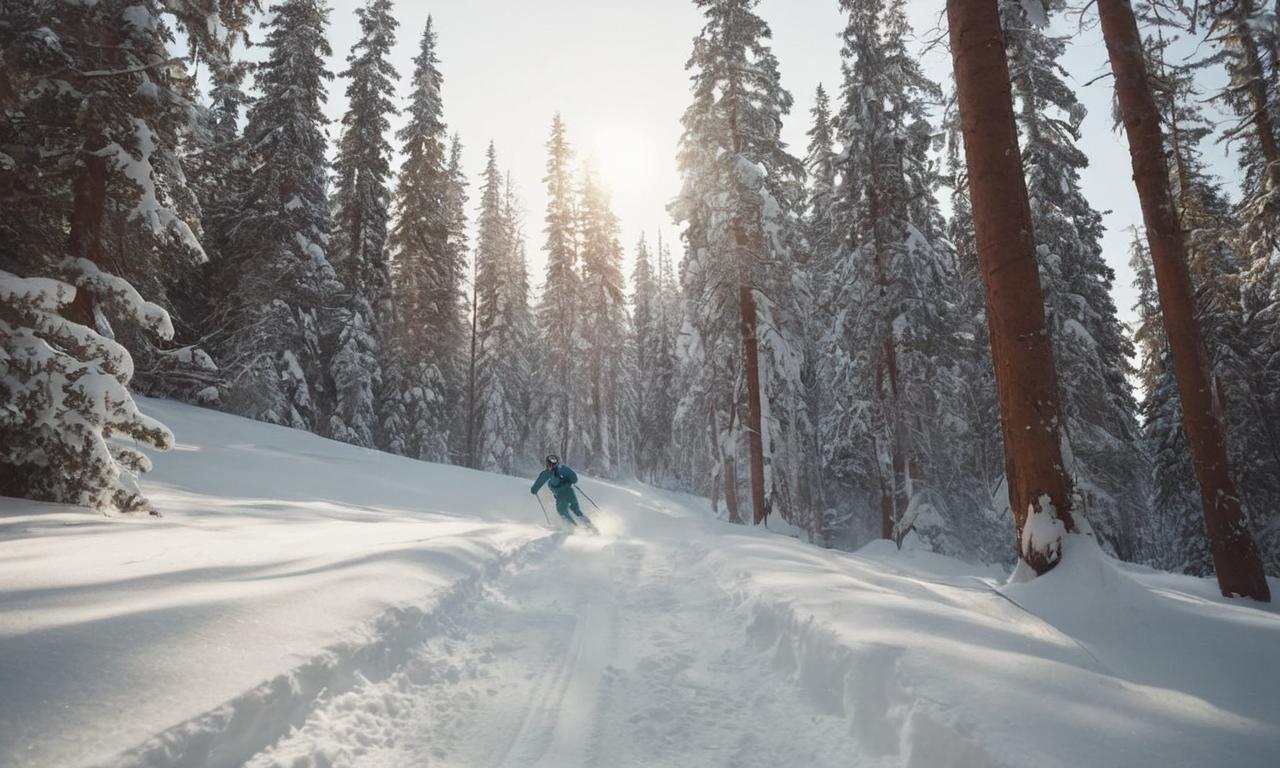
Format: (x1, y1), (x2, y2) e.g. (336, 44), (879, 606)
(465, 268), (481, 469)
(866, 170), (911, 541)
(1234, 3), (1280, 190)
(738, 281), (768, 525)
(66, 145), (108, 327)
(1097, 0), (1270, 601)
(947, 0), (1077, 575)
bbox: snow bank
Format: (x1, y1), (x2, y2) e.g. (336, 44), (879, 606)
(0, 398), (554, 768)
(694, 520), (1280, 768)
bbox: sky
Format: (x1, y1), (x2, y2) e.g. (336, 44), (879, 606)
(308, 0), (1242, 328)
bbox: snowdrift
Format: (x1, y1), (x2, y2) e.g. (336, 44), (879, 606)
(0, 398), (554, 768)
(697, 526), (1280, 768)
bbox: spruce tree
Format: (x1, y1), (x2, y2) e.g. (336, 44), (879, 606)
(577, 169), (632, 477)
(1199, 1), (1280, 573)
(632, 235), (661, 480)
(327, 0), (399, 448)
(384, 17), (464, 462)
(469, 145), (533, 473)
(1138, 26), (1280, 575)
(949, 0), (1078, 574)
(535, 114), (583, 461)
(671, 0), (808, 525)
(824, 0), (976, 548)
(213, 0), (339, 432)
(645, 234), (681, 483)
(1097, 0), (1269, 599)
(800, 82), (841, 542)
(0, 0), (250, 510)
(1001, 0), (1147, 559)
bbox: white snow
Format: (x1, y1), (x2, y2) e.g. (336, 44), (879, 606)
(1021, 0), (1050, 27)
(2, 399), (1278, 767)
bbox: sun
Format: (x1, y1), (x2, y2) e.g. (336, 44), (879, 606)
(580, 121), (664, 192)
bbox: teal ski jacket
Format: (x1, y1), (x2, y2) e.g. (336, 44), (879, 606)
(530, 464), (578, 498)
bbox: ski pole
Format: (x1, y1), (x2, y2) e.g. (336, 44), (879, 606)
(576, 485), (602, 511)
(535, 494), (552, 525)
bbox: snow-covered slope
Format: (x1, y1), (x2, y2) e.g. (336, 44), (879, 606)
(2, 399), (1278, 767)
(0, 398), (555, 768)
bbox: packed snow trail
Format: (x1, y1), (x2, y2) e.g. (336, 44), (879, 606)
(246, 527), (853, 768)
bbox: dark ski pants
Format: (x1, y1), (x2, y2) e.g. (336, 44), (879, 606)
(554, 491), (584, 524)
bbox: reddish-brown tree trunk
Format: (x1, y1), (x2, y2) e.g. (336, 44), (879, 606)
(66, 144), (108, 327)
(739, 281), (768, 525)
(867, 178), (911, 540)
(1098, 0), (1270, 601)
(948, 0), (1076, 575)
(1234, 3), (1280, 190)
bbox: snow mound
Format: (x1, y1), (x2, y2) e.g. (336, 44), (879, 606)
(0, 398), (554, 768)
(702, 524), (1280, 768)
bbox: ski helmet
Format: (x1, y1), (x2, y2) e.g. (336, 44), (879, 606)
(546, 454), (560, 467)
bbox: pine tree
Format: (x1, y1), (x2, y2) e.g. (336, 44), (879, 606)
(327, 0), (399, 448)
(1001, 0), (1147, 559)
(825, 0), (977, 549)
(643, 234), (681, 483)
(933, 104), (1010, 563)
(384, 17), (462, 462)
(443, 134), (472, 460)
(799, 84), (839, 541)
(948, 0), (1077, 574)
(469, 145), (534, 473)
(1197, 1), (1280, 573)
(1138, 24), (1280, 575)
(211, 0), (340, 431)
(1, 0), (251, 510)
(535, 114), (582, 461)
(577, 169), (632, 477)
(671, 0), (807, 525)
(632, 234), (661, 479)
(1097, 0), (1269, 599)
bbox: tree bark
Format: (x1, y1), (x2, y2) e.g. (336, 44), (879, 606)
(865, 175), (911, 541)
(1233, 2), (1280, 190)
(738, 281), (768, 525)
(465, 265), (481, 469)
(1097, 0), (1270, 601)
(947, 0), (1077, 575)
(66, 146), (108, 327)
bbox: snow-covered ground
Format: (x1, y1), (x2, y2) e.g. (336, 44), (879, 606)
(2, 399), (1278, 767)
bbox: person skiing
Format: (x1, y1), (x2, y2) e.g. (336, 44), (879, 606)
(530, 454), (589, 528)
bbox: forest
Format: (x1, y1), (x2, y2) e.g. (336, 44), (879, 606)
(3, 0), (1279, 599)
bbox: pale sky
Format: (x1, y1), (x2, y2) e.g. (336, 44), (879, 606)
(309, 0), (1241, 327)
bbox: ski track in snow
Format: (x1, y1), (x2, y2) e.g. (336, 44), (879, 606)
(245, 533), (854, 768)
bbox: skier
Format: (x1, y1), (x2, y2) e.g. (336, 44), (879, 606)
(530, 454), (591, 529)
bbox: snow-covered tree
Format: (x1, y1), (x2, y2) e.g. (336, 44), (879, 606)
(670, 0), (808, 526)
(0, 0), (252, 511)
(384, 16), (463, 462)
(1136, 26), (1280, 574)
(327, 0), (399, 448)
(1001, 0), (1147, 559)
(534, 114), (583, 462)
(577, 169), (632, 477)
(1, 266), (175, 511)
(468, 145), (534, 473)
(632, 233), (680, 483)
(212, 0), (340, 431)
(631, 235), (661, 479)
(822, 0), (974, 549)
(1098, 0), (1269, 599)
